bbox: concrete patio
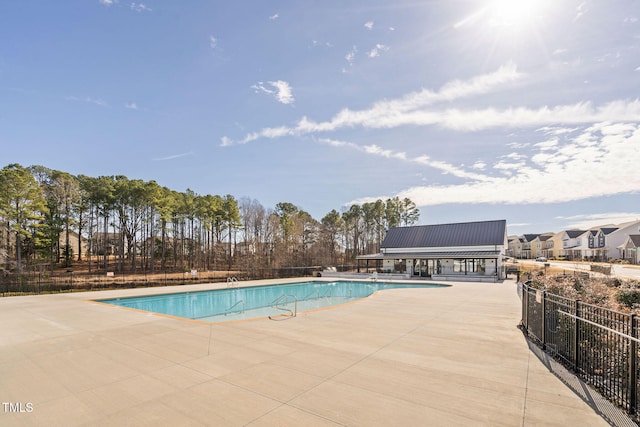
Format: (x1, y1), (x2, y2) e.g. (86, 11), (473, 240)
(0, 278), (633, 426)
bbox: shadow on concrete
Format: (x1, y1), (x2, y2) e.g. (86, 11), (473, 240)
(521, 330), (638, 427)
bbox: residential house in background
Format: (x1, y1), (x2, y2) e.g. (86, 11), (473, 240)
(90, 232), (125, 256)
(619, 235), (640, 264)
(509, 220), (640, 263)
(520, 234), (540, 259)
(585, 227), (618, 261)
(506, 236), (521, 259)
(58, 230), (88, 260)
(607, 221), (640, 260)
(548, 232), (566, 259)
(506, 234), (541, 259)
(530, 233), (554, 260)
(559, 230), (586, 260)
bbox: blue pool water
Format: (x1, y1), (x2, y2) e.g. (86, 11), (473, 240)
(97, 280), (448, 323)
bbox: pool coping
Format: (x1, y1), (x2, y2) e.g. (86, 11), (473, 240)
(90, 279), (451, 325)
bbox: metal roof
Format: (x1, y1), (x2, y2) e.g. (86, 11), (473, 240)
(381, 219), (506, 249)
(357, 250), (502, 260)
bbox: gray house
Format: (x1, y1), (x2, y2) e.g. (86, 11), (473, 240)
(357, 219), (508, 282)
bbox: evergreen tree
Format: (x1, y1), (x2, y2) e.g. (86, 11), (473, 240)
(0, 164), (47, 273)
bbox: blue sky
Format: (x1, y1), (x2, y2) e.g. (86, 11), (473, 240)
(2, 0), (640, 235)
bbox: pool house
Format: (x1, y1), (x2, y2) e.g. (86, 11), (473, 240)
(356, 219), (508, 282)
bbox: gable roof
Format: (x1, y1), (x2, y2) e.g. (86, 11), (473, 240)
(629, 235), (640, 247)
(381, 220), (506, 249)
(564, 230), (585, 238)
(600, 227), (619, 235)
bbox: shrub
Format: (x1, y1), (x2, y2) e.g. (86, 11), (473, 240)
(616, 289), (640, 308)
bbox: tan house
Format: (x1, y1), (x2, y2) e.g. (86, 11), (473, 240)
(530, 233), (554, 259)
(58, 230), (89, 259)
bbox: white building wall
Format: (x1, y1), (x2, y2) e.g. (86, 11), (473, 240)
(605, 221), (640, 260)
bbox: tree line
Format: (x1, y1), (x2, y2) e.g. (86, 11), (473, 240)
(0, 163), (419, 275)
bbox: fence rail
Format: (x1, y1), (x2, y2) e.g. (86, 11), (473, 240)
(0, 266), (359, 296)
(520, 283), (639, 419)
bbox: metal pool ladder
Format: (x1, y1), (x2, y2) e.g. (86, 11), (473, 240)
(226, 276), (239, 288)
(269, 294), (297, 320)
(225, 299), (245, 316)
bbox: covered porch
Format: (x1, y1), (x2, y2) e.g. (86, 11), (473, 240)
(356, 250), (503, 282)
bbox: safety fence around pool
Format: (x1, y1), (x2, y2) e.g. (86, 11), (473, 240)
(0, 266), (360, 296)
(520, 282), (640, 420)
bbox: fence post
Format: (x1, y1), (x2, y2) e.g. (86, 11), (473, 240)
(522, 284), (528, 333)
(574, 300), (581, 371)
(629, 314), (637, 415)
(541, 291), (546, 350)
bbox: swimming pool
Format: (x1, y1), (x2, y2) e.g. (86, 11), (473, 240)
(97, 280), (448, 323)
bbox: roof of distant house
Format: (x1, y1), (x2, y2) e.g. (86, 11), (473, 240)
(564, 230), (585, 238)
(628, 235), (640, 247)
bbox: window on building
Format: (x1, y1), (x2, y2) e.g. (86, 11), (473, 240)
(453, 259), (466, 273)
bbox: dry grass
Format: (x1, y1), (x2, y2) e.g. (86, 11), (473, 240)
(526, 271), (640, 314)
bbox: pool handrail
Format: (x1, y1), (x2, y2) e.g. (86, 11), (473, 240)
(227, 276), (239, 288)
(225, 299), (245, 316)
(269, 294), (297, 320)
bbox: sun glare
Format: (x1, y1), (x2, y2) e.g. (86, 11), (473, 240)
(488, 0), (539, 29)
(453, 0), (547, 34)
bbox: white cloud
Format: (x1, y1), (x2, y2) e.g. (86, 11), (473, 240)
(538, 126), (580, 136)
(318, 138), (491, 182)
(99, 0), (116, 5)
(436, 100), (640, 131)
(270, 81), (294, 104)
(223, 63), (524, 145)
(533, 138), (558, 150)
(368, 44), (389, 58)
(345, 46), (357, 65)
(311, 40), (333, 48)
(125, 102), (138, 110)
(222, 63), (640, 214)
(269, 13), (279, 20)
(223, 63), (640, 149)
(349, 123), (640, 208)
(472, 161), (487, 170)
(364, 21), (374, 30)
(130, 2), (151, 12)
(251, 80), (294, 105)
(210, 35), (218, 49)
(152, 151), (194, 161)
(507, 141), (529, 149)
(87, 97), (108, 107)
(66, 96), (109, 107)
(574, 2), (588, 21)
(557, 213), (640, 230)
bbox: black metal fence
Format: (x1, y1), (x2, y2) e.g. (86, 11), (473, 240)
(520, 283), (639, 419)
(0, 266), (359, 296)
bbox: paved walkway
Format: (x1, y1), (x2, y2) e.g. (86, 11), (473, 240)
(0, 278), (633, 426)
